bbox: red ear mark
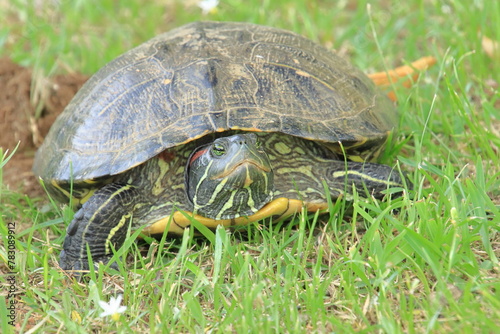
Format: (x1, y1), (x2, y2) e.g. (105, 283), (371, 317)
(158, 150), (176, 162)
(189, 148), (208, 166)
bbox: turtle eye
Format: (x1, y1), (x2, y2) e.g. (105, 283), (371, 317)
(211, 142), (226, 157)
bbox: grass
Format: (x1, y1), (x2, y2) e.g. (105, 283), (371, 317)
(1, 0), (499, 332)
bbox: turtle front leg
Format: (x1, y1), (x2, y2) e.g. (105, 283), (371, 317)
(59, 183), (143, 271)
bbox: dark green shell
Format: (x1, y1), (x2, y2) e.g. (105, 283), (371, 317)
(32, 21), (396, 184)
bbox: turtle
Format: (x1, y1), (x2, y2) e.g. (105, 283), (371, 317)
(32, 21), (405, 272)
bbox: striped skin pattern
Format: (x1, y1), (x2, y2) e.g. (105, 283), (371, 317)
(65, 132), (401, 233)
(57, 131), (403, 271)
(186, 133), (273, 220)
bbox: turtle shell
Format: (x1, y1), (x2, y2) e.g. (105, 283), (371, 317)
(33, 21), (396, 183)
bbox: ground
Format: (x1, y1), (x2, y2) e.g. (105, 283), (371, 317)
(0, 57), (88, 197)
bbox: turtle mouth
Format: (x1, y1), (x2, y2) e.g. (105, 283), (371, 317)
(211, 159), (271, 180)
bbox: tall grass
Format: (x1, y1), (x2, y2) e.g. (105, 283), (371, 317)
(1, 0), (499, 332)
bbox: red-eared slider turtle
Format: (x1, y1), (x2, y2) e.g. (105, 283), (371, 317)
(33, 21), (404, 271)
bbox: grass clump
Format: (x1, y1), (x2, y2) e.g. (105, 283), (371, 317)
(1, 0), (499, 332)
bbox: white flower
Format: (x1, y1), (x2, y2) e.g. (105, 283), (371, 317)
(198, 0), (219, 15)
(99, 294), (127, 321)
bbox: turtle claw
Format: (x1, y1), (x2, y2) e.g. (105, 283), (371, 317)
(59, 249), (117, 275)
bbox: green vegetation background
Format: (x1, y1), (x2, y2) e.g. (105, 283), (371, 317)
(1, 0), (499, 333)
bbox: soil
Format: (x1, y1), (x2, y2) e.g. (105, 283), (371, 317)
(0, 57), (88, 197)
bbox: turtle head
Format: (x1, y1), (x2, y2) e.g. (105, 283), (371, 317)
(186, 133), (274, 220)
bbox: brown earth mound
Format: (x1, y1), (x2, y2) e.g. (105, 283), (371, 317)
(0, 57), (88, 197)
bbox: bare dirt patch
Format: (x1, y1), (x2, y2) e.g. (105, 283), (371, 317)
(0, 57), (88, 197)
